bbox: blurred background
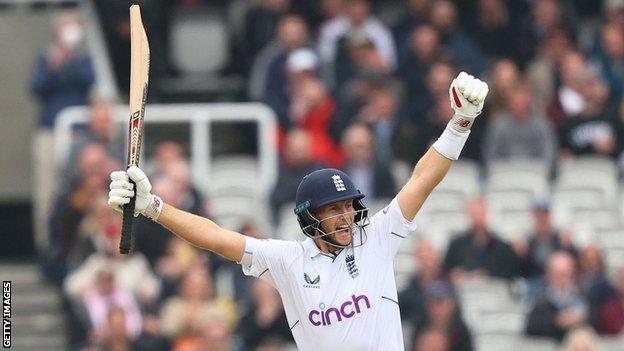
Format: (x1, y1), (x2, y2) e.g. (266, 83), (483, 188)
(1, 0), (624, 350)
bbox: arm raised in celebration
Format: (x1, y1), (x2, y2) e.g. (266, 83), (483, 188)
(108, 166), (246, 262)
(396, 72), (489, 221)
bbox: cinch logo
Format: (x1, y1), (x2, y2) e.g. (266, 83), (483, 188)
(332, 175), (346, 192)
(308, 294), (371, 326)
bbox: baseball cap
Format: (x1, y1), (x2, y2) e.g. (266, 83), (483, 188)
(287, 48), (318, 72)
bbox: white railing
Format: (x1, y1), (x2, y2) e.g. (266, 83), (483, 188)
(54, 103), (279, 196)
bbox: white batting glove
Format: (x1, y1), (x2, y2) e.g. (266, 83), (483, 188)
(449, 72), (489, 132)
(108, 165), (163, 221)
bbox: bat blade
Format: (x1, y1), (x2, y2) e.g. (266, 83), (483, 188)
(120, 4), (150, 254)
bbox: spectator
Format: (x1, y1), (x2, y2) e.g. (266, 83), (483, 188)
(68, 96), (124, 167)
(593, 22), (624, 98)
(287, 77), (345, 167)
(598, 264), (624, 335)
(577, 244), (617, 329)
(395, 62), (466, 163)
(335, 27), (392, 92)
(250, 14), (311, 103)
(133, 314), (171, 351)
(341, 123), (396, 198)
(443, 197), (520, 282)
(415, 282), (473, 351)
(514, 0), (567, 66)
(400, 239), (443, 333)
(531, 0), (565, 43)
(559, 67), (623, 160)
(469, 0), (521, 62)
(207, 222), (261, 306)
(82, 269), (143, 342)
(330, 71), (387, 142)
(487, 59), (522, 117)
(549, 50), (589, 127)
(270, 128), (325, 224)
(87, 307), (134, 351)
(196, 311), (236, 351)
(155, 238), (202, 301)
(392, 0), (433, 50)
(159, 265), (237, 346)
(605, 0), (624, 24)
(46, 144), (115, 284)
(30, 11), (94, 128)
(514, 200), (576, 280)
(68, 192), (122, 266)
(429, 0), (486, 74)
(287, 49), (321, 90)
(320, 0), (345, 22)
(413, 327), (451, 351)
(354, 81), (400, 162)
(526, 28), (574, 113)
(560, 326), (600, 351)
(526, 251), (588, 341)
(415, 59), (455, 123)
(266, 47), (320, 130)
(63, 217), (161, 306)
(162, 159), (206, 216)
(134, 175), (201, 266)
(30, 10), (95, 259)
(397, 24), (451, 121)
(144, 140), (186, 178)
(241, 0), (292, 72)
(317, 0), (396, 90)
(237, 279), (292, 350)
(483, 82), (557, 170)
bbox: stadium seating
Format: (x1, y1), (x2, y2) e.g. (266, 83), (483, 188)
(486, 160), (550, 199)
(170, 7), (229, 74)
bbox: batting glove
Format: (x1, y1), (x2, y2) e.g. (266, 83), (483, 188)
(108, 165), (163, 221)
(449, 72), (489, 132)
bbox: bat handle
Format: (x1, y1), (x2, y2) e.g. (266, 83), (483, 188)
(120, 178), (136, 254)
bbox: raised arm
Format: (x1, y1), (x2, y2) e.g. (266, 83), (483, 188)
(397, 72), (489, 220)
(108, 166), (246, 262)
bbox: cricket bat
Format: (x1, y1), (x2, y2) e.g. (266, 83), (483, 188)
(120, 4), (150, 254)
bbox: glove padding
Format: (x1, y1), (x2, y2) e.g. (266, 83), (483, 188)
(108, 165), (163, 220)
(449, 72), (489, 132)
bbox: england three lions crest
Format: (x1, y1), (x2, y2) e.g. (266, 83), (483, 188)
(345, 255), (359, 278)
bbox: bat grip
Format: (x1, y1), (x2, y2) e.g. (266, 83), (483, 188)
(120, 178), (137, 254)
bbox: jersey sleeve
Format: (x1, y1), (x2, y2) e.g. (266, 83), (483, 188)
(367, 197), (418, 259)
(239, 236), (302, 288)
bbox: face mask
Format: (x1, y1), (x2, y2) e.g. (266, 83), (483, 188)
(60, 23), (84, 48)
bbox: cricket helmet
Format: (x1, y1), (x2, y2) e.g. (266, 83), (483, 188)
(294, 168), (369, 247)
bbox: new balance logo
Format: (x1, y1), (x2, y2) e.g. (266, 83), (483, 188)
(454, 119), (471, 128)
(332, 175), (346, 192)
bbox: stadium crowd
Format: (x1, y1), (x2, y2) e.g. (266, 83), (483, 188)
(30, 0), (624, 350)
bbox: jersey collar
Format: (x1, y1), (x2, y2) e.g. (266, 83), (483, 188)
(303, 237), (324, 258)
(303, 237), (345, 261)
